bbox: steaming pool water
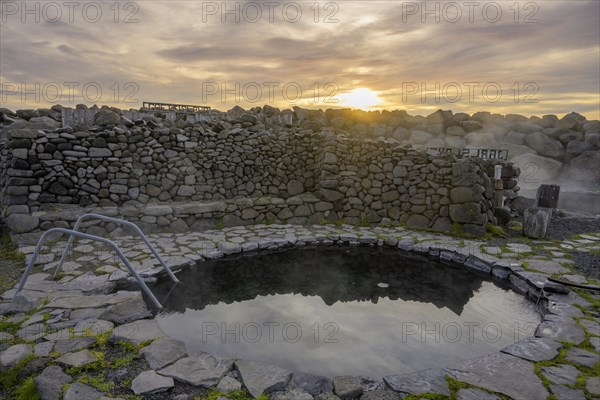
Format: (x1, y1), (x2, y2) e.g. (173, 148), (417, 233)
(149, 247), (541, 378)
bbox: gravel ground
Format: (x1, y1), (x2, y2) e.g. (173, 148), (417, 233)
(571, 252), (600, 280)
(487, 211), (600, 279)
(544, 211), (600, 241)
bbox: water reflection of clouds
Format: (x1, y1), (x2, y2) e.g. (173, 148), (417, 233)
(158, 282), (541, 377)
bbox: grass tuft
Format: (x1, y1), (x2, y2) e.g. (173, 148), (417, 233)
(15, 376), (39, 400)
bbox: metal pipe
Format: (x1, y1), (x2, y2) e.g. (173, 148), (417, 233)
(548, 277), (600, 292)
(13, 228), (163, 309)
(55, 213), (179, 283)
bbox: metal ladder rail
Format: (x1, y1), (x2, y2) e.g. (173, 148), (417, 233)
(12, 228), (164, 309)
(54, 213), (179, 283)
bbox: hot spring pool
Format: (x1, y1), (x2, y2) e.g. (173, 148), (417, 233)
(149, 247), (541, 378)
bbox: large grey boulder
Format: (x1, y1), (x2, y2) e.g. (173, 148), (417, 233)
(94, 110), (121, 125)
(585, 132), (600, 147)
(449, 185), (484, 203)
(333, 376), (363, 399)
(446, 125), (465, 136)
(525, 131), (552, 153)
(509, 153), (562, 190)
(566, 140), (594, 160)
(540, 140), (565, 159)
(409, 130), (433, 145)
(391, 127), (409, 141)
(5, 214), (39, 233)
(503, 144), (538, 158)
(423, 138), (445, 149)
(464, 131), (498, 147)
(292, 373), (333, 396)
(449, 203), (486, 224)
(567, 150), (600, 182)
(513, 121), (542, 134)
(503, 130), (526, 145)
(444, 136), (466, 148)
(558, 130), (584, 145)
(460, 120), (482, 132)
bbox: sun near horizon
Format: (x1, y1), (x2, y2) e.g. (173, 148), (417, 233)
(336, 88), (384, 111)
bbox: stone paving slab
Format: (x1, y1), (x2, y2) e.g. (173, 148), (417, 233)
(535, 314), (586, 344)
(456, 388), (501, 400)
(540, 364), (580, 385)
(140, 337), (188, 370)
(550, 384), (586, 400)
(55, 349), (98, 367)
(34, 365), (73, 400)
(383, 369), (450, 397)
(235, 360), (292, 398)
(111, 318), (166, 345)
(565, 347), (600, 368)
(500, 337), (562, 361)
(46, 291), (140, 309)
(0, 343), (32, 368)
(63, 382), (103, 400)
(158, 353), (234, 387)
(444, 353), (549, 400)
(131, 370), (174, 395)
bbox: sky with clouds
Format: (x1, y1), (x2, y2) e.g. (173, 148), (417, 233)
(1, 0), (599, 118)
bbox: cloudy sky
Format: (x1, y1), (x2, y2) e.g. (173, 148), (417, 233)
(1, 0), (599, 118)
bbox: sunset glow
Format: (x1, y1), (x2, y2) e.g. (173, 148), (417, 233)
(0, 1), (598, 118)
(337, 88), (383, 110)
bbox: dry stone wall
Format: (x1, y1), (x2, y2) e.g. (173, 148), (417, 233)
(0, 105), (522, 242)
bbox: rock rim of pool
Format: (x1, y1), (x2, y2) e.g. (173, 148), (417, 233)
(2, 225), (597, 400)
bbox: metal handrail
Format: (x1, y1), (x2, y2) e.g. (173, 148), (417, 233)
(54, 213), (179, 283)
(12, 228), (165, 308)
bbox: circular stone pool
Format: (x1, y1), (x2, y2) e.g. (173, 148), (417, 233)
(150, 247), (541, 378)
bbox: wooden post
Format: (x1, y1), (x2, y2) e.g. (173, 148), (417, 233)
(493, 164), (504, 207)
(536, 184), (560, 209)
